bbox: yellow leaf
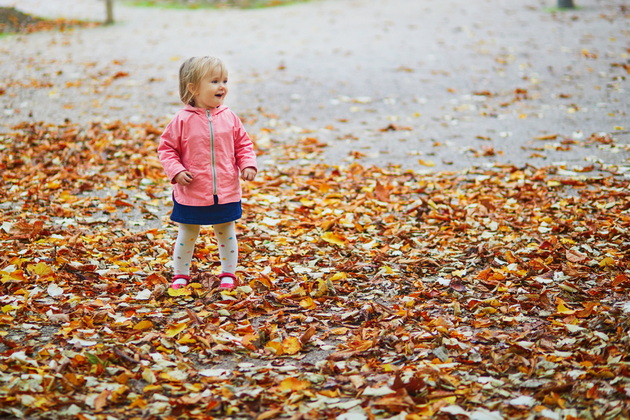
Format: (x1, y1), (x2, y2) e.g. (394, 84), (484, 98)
(282, 336), (302, 355)
(299, 198), (316, 208)
(160, 372), (183, 382)
(177, 333), (197, 345)
(165, 322), (188, 338)
(379, 265), (395, 275)
(33, 396), (51, 409)
(321, 231), (347, 247)
(418, 159), (435, 167)
(599, 257), (615, 267)
(1, 305), (18, 313)
(168, 288), (192, 297)
(59, 190), (78, 203)
(279, 377), (310, 391)
(330, 272), (347, 281)
(382, 364), (396, 372)
(185, 383), (204, 393)
(46, 180), (62, 190)
(430, 395), (457, 404)
(142, 384), (162, 393)
(311, 278), (331, 298)
(299, 297), (317, 310)
(557, 301), (575, 315)
(32, 262), (53, 276)
(132, 320), (154, 330)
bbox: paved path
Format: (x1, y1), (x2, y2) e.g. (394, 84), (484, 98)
(1, 0), (628, 172)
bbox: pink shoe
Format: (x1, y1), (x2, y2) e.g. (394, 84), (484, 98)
(218, 272), (239, 290)
(171, 274), (190, 290)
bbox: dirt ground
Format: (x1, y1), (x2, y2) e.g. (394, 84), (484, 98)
(0, 0), (629, 172)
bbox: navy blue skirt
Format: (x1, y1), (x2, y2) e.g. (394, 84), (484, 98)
(170, 195), (242, 225)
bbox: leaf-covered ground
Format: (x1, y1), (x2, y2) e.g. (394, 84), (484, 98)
(1, 121), (629, 419)
(0, 7), (97, 34)
(130, 0), (313, 9)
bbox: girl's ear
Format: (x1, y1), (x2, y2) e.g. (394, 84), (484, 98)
(187, 82), (198, 96)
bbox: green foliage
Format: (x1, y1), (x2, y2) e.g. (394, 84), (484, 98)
(544, 5), (582, 12)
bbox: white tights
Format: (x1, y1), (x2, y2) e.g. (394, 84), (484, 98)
(173, 222), (238, 277)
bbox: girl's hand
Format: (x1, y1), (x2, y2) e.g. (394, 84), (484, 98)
(241, 167), (257, 181)
(174, 171), (193, 185)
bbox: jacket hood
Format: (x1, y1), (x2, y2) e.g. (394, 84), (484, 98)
(182, 104), (228, 116)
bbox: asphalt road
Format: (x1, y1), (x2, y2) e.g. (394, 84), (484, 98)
(1, 0), (629, 172)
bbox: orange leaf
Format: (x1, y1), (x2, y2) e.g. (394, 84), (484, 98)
(575, 302), (598, 318)
(282, 336), (302, 355)
(128, 397), (148, 409)
(375, 181), (390, 202)
(279, 377), (310, 391)
(264, 341), (284, 355)
(612, 274), (629, 287)
(241, 334), (259, 351)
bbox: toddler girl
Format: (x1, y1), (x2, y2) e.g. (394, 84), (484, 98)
(158, 56), (257, 290)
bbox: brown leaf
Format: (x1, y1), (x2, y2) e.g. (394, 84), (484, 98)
(299, 326), (317, 345)
(94, 390), (111, 411)
(566, 249), (588, 263)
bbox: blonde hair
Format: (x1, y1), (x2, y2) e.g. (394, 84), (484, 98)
(179, 56), (228, 106)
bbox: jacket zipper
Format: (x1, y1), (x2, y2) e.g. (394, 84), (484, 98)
(206, 110), (218, 197)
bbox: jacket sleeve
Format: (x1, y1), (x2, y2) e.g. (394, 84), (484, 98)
(158, 117), (188, 183)
(232, 114), (258, 171)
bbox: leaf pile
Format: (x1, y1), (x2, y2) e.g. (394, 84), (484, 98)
(1, 121), (630, 419)
(130, 0), (313, 10)
(0, 7), (98, 35)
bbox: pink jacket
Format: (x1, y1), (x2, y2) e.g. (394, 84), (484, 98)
(158, 105), (257, 206)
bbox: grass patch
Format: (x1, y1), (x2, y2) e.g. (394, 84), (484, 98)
(544, 6), (583, 12)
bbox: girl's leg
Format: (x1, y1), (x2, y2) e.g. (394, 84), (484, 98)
(172, 223), (200, 288)
(213, 221), (238, 288)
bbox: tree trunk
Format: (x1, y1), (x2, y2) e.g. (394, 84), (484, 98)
(558, 0), (575, 8)
(105, 0), (114, 25)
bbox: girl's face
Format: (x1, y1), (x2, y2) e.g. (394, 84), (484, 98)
(188, 66), (228, 109)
